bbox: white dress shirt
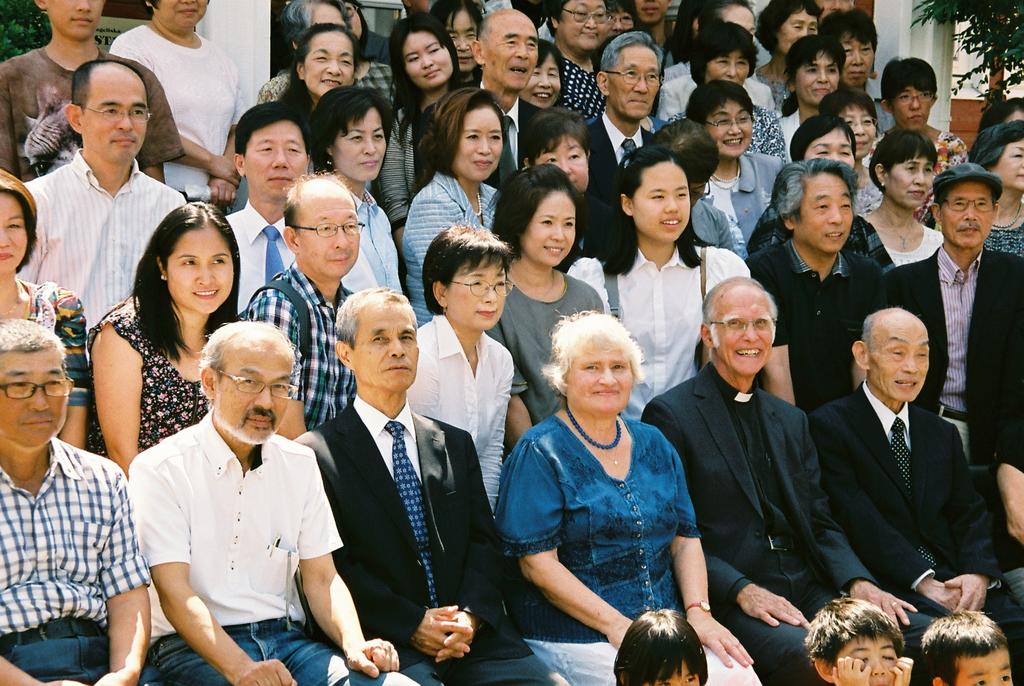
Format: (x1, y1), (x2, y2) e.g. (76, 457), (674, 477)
(344, 191), (401, 294)
(780, 111), (801, 161)
(128, 414), (342, 640)
(506, 97), (520, 164)
(570, 247), (749, 418)
(228, 202), (296, 312)
(603, 113), (644, 163)
(353, 396), (421, 481)
(407, 315), (513, 509)
(24, 152), (185, 326)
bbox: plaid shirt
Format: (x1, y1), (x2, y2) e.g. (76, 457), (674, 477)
(0, 439), (150, 635)
(245, 264), (356, 430)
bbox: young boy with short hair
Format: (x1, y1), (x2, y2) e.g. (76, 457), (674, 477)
(806, 598), (915, 686)
(922, 611), (1012, 686)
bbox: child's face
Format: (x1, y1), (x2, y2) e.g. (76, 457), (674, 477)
(830, 636), (901, 686)
(949, 648), (1012, 686)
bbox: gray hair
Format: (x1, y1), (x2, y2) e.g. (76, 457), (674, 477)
(542, 311), (645, 396)
(0, 319), (64, 359)
(773, 158), (859, 222)
(200, 322), (295, 372)
(599, 30), (664, 72)
(860, 307), (923, 351)
(280, 0), (348, 46)
(702, 276), (778, 324)
(336, 288), (415, 347)
(968, 120), (1024, 171)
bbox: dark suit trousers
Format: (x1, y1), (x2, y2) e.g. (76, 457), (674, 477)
(400, 652), (566, 686)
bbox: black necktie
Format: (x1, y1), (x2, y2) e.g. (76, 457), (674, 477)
(892, 417), (937, 566)
(499, 114), (516, 181)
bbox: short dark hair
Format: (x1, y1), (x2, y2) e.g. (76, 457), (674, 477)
(544, 0), (607, 27)
(430, 0), (483, 40)
(419, 88), (503, 188)
(605, 145), (705, 274)
(756, 0), (821, 54)
(536, 39), (564, 73)
(493, 164), (587, 259)
(521, 107), (591, 163)
(614, 610), (708, 686)
(390, 13), (460, 136)
(691, 20), (758, 85)
(0, 170), (37, 271)
(696, 0), (754, 31)
(922, 612), (1009, 686)
(805, 598), (905, 666)
(422, 226), (512, 314)
(279, 23), (362, 117)
(687, 79), (754, 123)
(132, 203), (241, 362)
(235, 102), (311, 156)
(789, 114), (854, 161)
(869, 128), (937, 190)
(818, 8), (877, 50)
(781, 34), (845, 116)
(71, 59), (147, 107)
(819, 87), (876, 119)
(979, 97), (1024, 133)
(309, 86), (394, 172)
(880, 57), (937, 102)
(652, 118), (720, 186)
(970, 119), (1024, 170)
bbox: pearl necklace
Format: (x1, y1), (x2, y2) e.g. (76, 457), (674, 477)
(993, 200), (1024, 230)
(473, 191), (483, 221)
(710, 171), (740, 191)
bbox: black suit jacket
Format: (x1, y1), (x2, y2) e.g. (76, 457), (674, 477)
(485, 98), (540, 189)
(809, 389), (1003, 590)
(642, 365), (873, 608)
(885, 249), (1024, 465)
(586, 116), (654, 206)
(298, 406), (529, 668)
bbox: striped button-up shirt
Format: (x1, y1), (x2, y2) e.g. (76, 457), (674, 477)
(937, 247), (981, 412)
(0, 439), (150, 635)
(24, 152), (185, 326)
(245, 264), (356, 430)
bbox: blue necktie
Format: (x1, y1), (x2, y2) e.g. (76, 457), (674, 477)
(385, 421), (438, 606)
(262, 225), (285, 282)
(621, 138), (637, 160)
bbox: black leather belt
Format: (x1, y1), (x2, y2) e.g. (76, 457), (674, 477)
(0, 617), (103, 654)
(939, 405), (968, 422)
(768, 534), (795, 551)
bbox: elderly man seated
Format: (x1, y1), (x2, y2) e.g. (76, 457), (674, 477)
(129, 321), (411, 686)
(0, 319), (152, 685)
(809, 307), (1024, 675)
(643, 277), (922, 686)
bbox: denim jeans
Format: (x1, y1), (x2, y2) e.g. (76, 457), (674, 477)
(1, 634), (163, 683)
(150, 618), (415, 686)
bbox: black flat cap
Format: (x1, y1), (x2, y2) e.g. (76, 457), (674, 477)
(932, 162), (1003, 204)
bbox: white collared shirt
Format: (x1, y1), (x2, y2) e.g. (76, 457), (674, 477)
(24, 151), (185, 325)
(569, 247), (749, 419)
(862, 382), (911, 451)
(353, 396), (421, 481)
(407, 315), (513, 509)
(602, 112), (644, 163)
(128, 414), (342, 640)
(506, 97), (521, 163)
(228, 202), (297, 313)
(343, 191), (401, 294)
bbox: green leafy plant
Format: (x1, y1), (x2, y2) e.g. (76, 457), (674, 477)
(0, 0), (50, 62)
(916, 0), (1024, 102)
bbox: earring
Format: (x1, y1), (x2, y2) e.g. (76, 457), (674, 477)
(160, 274), (167, 281)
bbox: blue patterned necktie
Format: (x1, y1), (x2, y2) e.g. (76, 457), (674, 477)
(262, 225), (285, 282)
(621, 137), (637, 159)
(385, 420), (438, 606)
(891, 418), (936, 566)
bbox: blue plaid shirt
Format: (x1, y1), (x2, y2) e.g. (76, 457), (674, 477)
(0, 439), (150, 635)
(245, 264), (356, 430)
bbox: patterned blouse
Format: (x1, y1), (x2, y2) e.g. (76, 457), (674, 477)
(22, 280), (89, 406)
(752, 106), (787, 160)
(754, 67), (789, 112)
(86, 301), (207, 456)
(985, 217), (1024, 258)
(558, 58), (605, 120)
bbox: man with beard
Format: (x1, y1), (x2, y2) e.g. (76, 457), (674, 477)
(129, 322), (412, 686)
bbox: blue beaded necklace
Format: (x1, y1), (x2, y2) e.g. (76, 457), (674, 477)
(566, 405), (622, 450)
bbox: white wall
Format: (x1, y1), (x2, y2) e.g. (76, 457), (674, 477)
(197, 1), (271, 110)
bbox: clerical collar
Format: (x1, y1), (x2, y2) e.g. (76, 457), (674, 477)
(709, 365), (756, 403)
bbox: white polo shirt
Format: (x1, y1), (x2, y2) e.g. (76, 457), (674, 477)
(129, 414), (342, 640)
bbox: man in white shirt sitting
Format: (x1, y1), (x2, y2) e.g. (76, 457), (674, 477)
(129, 321), (413, 686)
(228, 103), (311, 312)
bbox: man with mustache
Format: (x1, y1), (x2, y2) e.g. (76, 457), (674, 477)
(129, 321), (412, 686)
(0, 320), (153, 685)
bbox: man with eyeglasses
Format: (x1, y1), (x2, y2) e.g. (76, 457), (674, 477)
(22, 59), (185, 327)
(643, 277), (916, 686)
(887, 163), (1024, 470)
(587, 31), (661, 205)
(246, 174), (361, 439)
(129, 321), (413, 686)
(0, 319), (153, 685)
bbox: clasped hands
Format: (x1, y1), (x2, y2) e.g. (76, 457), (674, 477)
(736, 579), (918, 630)
(916, 573), (989, 612)
(411, 606), (480, 663)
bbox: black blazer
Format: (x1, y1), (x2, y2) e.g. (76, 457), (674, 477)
(485, 98), (540, 189)
(298, 406), (530, 668)
(809, 389), (1003, 590)
(586, 116), (654, 206)
(642, 365), (873, 607)
(885, 249), (1024, 465)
